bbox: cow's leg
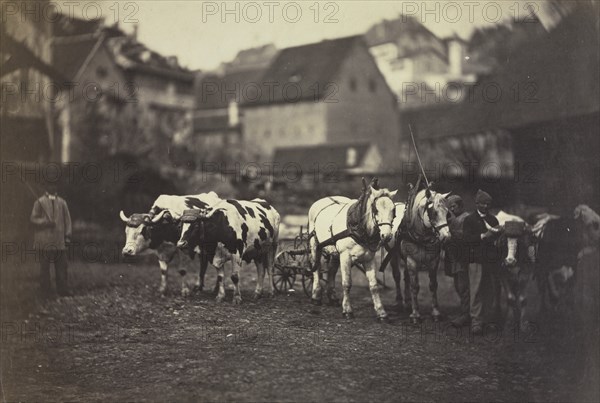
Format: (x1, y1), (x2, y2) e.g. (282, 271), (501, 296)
(231, 256), (243, 305)
(365, 259), (388, 321)
(406, 254), (421, 323)
(264, 251), (275, 298)
(254, 259), (265, 300)
(340, 252), (353, 319)
(326, 257), (339, 306)
(198, 252), (208, 292)
(214, 264), (226, 303)
(429, 256), (441, 321)
(518, 267), (532, 332)
(158, 259), (168, 296)
(391, 253), (403, 311)
(179, 269), (192, 298)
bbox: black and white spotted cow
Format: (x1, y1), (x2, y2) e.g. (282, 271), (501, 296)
(120, 191), (220, 296)
(177, 198), (280, 304)
(494, 211), (536, 331)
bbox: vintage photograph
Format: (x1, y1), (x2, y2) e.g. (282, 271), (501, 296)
(1, 0), (599, 401)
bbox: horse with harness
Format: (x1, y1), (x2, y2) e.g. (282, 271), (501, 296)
(307, 178), (397, 321)
(380, 176), (451, 323)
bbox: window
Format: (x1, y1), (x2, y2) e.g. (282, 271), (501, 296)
(349, 77), (357, 92)
(346, 147), (357, 166)
(369, 79), (377, 93)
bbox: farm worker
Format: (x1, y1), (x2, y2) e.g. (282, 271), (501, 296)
(462, 189), (502, 335)
(443, 195), (471, 327)
(30, 181), (72, 297)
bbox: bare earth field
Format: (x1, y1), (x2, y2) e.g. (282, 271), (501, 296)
(0, 256), (596, 402)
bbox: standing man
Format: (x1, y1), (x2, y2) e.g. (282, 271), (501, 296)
(30, 181), (72, 297)
(463, 189), (501, 334)
(444, 195), (471, 327)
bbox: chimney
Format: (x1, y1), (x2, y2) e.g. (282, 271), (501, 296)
(132, 24), (138, 40)
(447, 36), (463, 77)
(228, 101), (239, 127)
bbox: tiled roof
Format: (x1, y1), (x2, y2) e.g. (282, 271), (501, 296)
(402, 6), (599, 139)
(52, 36), (101, 80)
(241, 35), (363, 106)
(365, 16), (439, 48)
(196, 68), (266, 109)
(109, 37), (194, 81)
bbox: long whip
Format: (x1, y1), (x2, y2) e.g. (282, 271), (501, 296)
(408, 124), (430, 188)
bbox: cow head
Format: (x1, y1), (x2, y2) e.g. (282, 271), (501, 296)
(120, 210), (174, 256)
(496, 221), (535, 268)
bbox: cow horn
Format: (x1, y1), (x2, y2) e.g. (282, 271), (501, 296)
(151, 210), (169, 223)
(119, 210), (130, 222)
(442, 192), (451, 198)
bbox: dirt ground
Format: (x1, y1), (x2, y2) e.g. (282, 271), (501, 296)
(1, 256), (598, 402)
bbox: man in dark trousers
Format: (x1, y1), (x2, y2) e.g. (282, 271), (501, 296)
(444, 195), (471, 327)
(30, 182), (72, 296)
(463, 189), (501, 334)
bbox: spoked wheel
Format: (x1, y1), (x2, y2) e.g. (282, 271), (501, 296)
(273, 251), (298, 293)
(302, 271), (314, 297)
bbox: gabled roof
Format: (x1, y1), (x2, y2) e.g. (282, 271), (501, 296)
(365, 15), (440, 48)
(109, 37), (194, 82)
(402, 4), (599, 139)
(52, 36), (102, 80)
(242, 35), (363, 106)
(196, 68), (267, 109)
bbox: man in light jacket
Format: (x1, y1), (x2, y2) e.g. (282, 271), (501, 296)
(30, 182), (72, 296)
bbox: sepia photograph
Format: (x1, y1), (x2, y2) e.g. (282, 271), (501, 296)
(1, 0), (599, 401)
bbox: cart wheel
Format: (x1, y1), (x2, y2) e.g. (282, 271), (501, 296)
(273, 251), (297, 293)
(302, 271), (314, 297)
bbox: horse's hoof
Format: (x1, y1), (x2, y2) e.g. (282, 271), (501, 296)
(215, 296), (225, 303)
(432, 315), (443, 323)
(265, 292), (275, 299)
(410, 316), (421, 324)
(311, 298), (322, 306)
(343, 312), (355, 320)
(181, 289), (191, 298)
(233, 296), (243, 305)
(253, 293), (262, 301)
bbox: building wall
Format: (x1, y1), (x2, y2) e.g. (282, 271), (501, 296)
(325, 42), (401, 171)
(1, 1), (52, 119)
(133, 73), (195, 110)
(242, 102), (328, 159)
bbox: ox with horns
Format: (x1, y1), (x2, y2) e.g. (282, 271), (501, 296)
(177, 198), (280, 304)
(120, 192), (220, 296)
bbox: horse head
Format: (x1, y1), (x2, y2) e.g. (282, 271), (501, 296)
(414, 188), (451, 242)
(361, 177), (398, 242)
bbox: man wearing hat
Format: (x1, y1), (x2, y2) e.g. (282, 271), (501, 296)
(463, 189), (501, 334)
(444, 195), (471, 327)
(30, 182), (72, 297)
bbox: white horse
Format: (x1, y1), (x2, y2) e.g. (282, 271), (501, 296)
(386, 188), (451, 323)
(307, 178), (397, 321)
